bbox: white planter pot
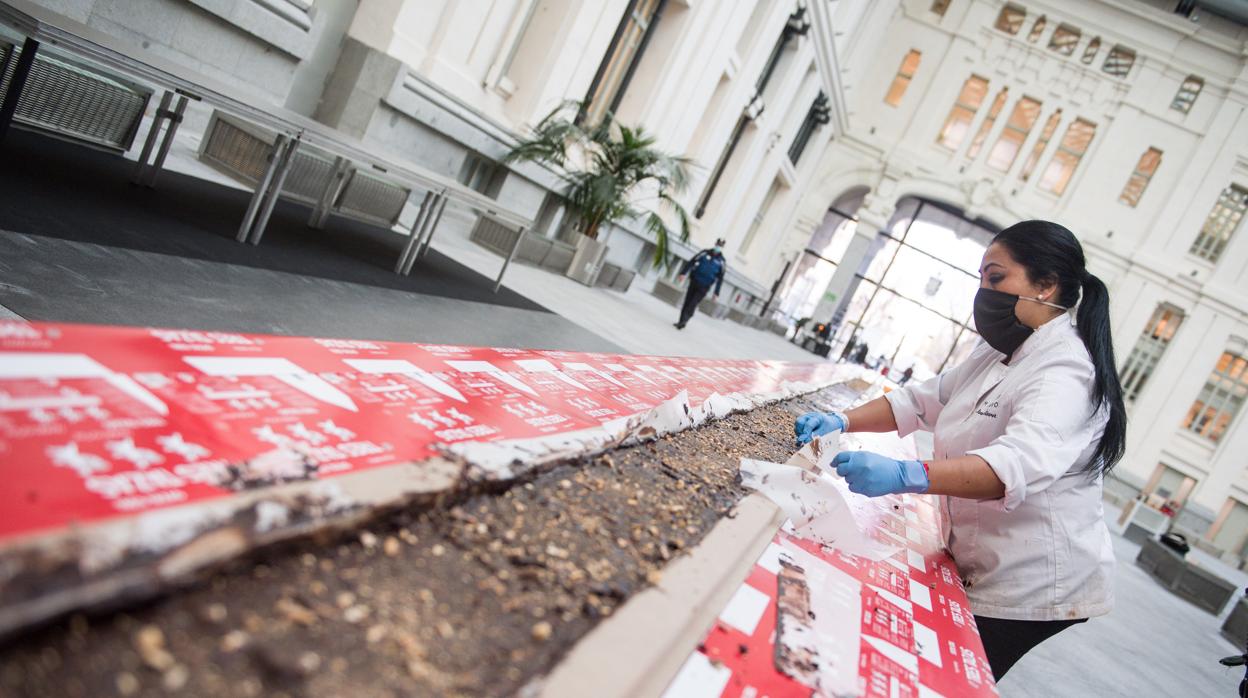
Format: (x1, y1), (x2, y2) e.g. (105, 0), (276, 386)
(565, 234), (609, 286)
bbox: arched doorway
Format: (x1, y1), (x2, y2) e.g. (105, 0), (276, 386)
(773, 186), (869, 323)
(831, 196), (998, 381)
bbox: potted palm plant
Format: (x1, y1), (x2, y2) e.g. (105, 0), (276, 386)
(504, 101), (694, 284)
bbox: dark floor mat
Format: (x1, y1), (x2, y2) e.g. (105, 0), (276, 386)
(0, 128), (547, 313)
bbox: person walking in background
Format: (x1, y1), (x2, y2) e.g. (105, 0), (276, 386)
(899, 366), (914, 386)
(674, 238), (727, 329)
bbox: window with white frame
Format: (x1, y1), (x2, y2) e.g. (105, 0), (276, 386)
(1183, 340), (1248, 443)
(1019, 109), (1061, 182)
(1102, 45), (1135, 78)
(936, 75), (989, 151)
(1211, 499), (1248, 555)
(1144, 464), (1194, 505)
(1119, 147), (1162, 207)
(1048, 23), (1080, 55)
(580, 0), (665, 126)
(1081, 37), (1100, 64)
(1172, 75), (1204, 114)
(987, 96), (1041, 172)
(885, 50), (922, 107)
(1190, 184), (1248, 263)
(995, 4), (1025, 34)
(966, 87), (1008, 160)
(1120, 304), (1184, 402)
(1038, 117), (1095, 196)
(1027, 15), (1047, 42)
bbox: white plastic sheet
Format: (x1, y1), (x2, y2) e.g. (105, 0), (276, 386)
(739, 434), (899, 562)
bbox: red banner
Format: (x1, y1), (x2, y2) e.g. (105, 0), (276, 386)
(0, 321), (850, 543)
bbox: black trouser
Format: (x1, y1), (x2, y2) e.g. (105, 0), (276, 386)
(974, 615), (1087, 680)
(678, 283), (712, 326)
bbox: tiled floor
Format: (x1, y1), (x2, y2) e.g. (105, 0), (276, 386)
(999, 504), (1244, 697)
(418, 202), (817, 361)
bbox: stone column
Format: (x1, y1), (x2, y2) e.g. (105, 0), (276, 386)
(313, 37), (404, 139)
(311, 1), (411, 138)
(284, 0), (361, 116)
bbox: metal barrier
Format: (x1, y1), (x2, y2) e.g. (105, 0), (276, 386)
(336, 167), (409, 228)
(594, 261), (636, 292)
(516, 235), (569, 269)
(727, 307), (751, 325)
(1223, 596), (1248, 645)
(467, 212), (528, 292)
(1136, 536), (1239, 614)
(469, 208), (523, 255)
(0, 38), (149, 152)
(698, 297), (729, 319)
(199, 111), (412, 234)
(651, 277), (685, 306)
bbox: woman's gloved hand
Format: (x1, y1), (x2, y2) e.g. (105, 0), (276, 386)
(832, 450), (929, 497)
(794, 411), (847, 446)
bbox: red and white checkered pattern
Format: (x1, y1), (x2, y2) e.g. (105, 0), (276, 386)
(665, 490), (998, 698)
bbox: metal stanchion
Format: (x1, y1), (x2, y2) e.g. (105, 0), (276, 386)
(394, 190), (434, 274)
(236, 134), (289, 243)
(247, 134), (300, 245)
(141, 94), (188, 188)
(131, 90), (171, 184)
(494, 226), (526, 293)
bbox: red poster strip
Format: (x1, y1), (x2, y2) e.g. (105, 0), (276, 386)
(0, 321), (849, 543)
(666, 453), (999, 697)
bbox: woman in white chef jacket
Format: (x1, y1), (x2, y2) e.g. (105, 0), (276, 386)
(794, 220), (1127, 681)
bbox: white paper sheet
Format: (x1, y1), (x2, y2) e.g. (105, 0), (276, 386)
(774, 539), (864, 697)
(739, 434), (900, 562)
(784, 430), (839, 473)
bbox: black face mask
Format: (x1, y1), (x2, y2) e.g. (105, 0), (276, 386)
(973, 288), (1036, 356)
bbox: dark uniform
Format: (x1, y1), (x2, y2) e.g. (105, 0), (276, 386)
(675, 246), (726, 329)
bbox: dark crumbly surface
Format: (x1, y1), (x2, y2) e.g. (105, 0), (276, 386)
(1, 387), (855, 698)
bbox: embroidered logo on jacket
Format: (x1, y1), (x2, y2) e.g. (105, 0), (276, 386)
(975, 400), (1000, 419)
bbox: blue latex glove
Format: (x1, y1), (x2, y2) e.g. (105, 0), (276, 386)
(794, 411), (846, 446)
(832, 450), (929, 497)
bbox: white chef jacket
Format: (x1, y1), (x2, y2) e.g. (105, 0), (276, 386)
(885, 313), (1115, 621)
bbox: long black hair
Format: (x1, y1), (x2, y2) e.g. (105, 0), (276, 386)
(992, 220), (1126, 476)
